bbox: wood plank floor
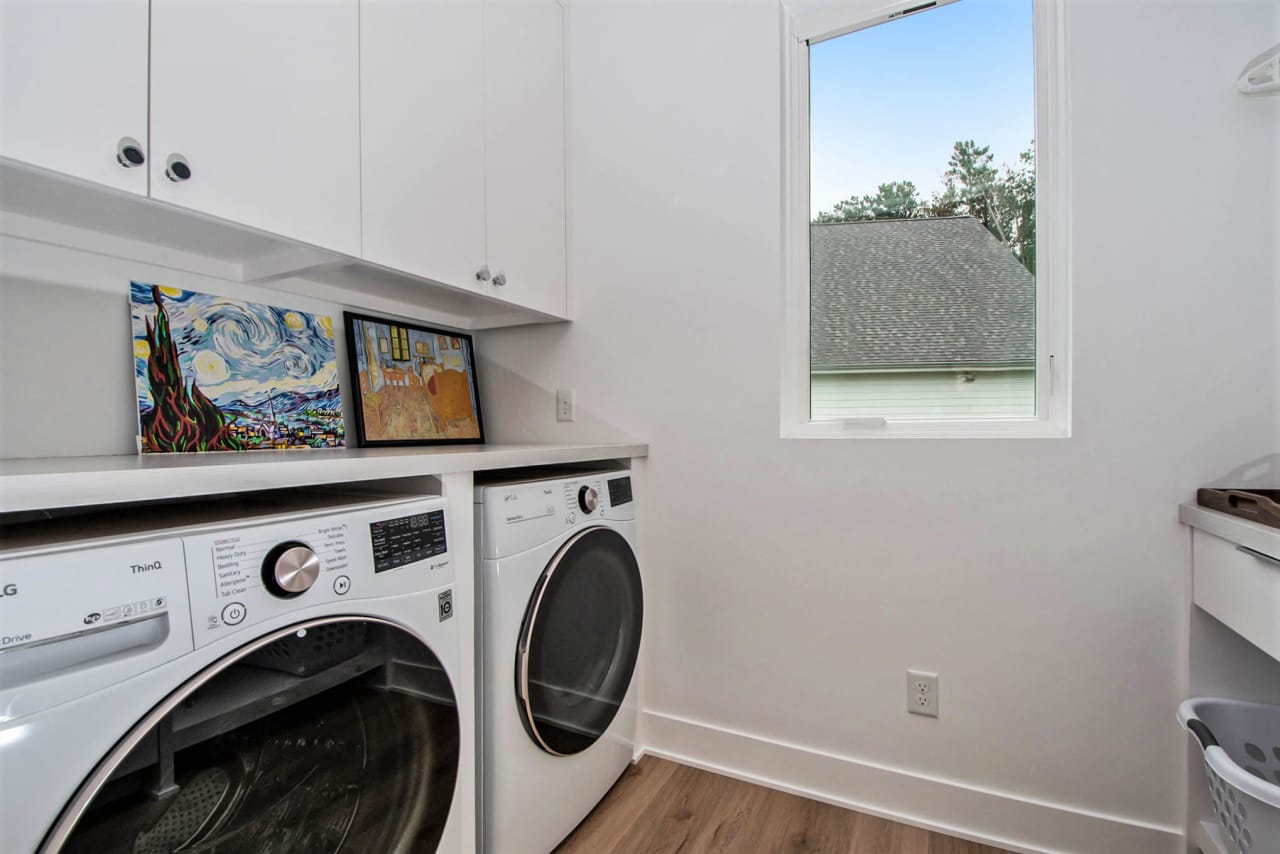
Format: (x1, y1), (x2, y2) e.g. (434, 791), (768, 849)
(555, 757), (1011, 854)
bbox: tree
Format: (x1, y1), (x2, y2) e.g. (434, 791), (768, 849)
(814, 181), (922, 223)
(140, 285), (244, 452)
(929, 140), (1000, 233)
(813, 139), (1036, 273)
(993, 142), (1036, 272)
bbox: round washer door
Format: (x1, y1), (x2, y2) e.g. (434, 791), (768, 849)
(516, 526), (643, 756)
(44, 617), (458, 854)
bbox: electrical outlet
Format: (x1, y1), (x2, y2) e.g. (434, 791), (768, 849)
(907, 670), (939, 718)
(556, 388), (575, 422)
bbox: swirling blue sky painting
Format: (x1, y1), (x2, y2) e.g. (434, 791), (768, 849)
(130, 282), (344, 453)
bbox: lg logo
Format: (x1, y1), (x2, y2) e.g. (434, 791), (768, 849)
(0, 584), (17, 598)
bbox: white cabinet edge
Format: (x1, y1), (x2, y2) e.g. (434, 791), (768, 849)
(1180, 503), (1280, 559)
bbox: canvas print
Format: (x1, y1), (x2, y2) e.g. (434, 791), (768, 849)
(344, 312), (484, 446)
(131, 282), (344, 453)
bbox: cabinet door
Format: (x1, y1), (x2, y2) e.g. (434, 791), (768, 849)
(483, 0), (567, 317)
(362, 0), (487, 293)
(149, 0), (361, 256)
(0, 0), (149, 194)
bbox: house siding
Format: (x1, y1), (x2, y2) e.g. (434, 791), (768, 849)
(811, 369), (1035, 420)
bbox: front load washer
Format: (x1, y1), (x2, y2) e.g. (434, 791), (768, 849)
(0, 489), (468, 854)
(475, 468), (642, 854)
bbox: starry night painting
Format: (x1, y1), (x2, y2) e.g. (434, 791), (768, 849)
(131, 282), (344, 453)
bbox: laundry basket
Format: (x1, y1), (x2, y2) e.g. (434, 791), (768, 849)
(1179, 698), (1280, 854)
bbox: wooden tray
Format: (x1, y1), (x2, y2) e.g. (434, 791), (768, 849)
(1197, 487), (1280, 530)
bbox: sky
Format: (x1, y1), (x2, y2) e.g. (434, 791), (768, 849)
(132, 282), (339, 410)
(809, 0), (1035, 217)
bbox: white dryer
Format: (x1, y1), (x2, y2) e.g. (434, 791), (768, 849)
(0, 489), (469, 854)
(474, 469), (642, 854)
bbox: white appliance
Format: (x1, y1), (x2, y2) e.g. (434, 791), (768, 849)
(475, 469), (642, 854)
(0, 489), (468, 854)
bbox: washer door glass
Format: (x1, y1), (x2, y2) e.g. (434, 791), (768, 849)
(517, 526), (643, 756)
(47, 618), (458, 854)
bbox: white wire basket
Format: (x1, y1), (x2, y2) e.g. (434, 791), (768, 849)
(1180, 698), (1280, 854)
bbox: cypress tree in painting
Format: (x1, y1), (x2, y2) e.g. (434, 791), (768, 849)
(141, 285), (244, 452)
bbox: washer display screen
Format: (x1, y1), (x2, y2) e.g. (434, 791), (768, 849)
(370, 510), (447, 573)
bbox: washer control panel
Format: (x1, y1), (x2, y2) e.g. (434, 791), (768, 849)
(184, 497), (451, 647)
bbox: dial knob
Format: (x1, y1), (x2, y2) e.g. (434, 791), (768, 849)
(262, 541), (320, 598)
(578, 486), (599, 514)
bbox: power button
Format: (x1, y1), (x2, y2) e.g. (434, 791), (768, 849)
(221, 602), (247, 626)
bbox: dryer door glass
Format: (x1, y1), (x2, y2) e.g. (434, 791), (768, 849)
(46, 619), (458, 854)
(517, 526), (643, 756)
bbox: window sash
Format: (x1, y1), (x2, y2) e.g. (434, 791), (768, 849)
(781, 0), (1071, 439)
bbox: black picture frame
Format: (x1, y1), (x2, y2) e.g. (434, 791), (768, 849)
(343, 311), (486, 448)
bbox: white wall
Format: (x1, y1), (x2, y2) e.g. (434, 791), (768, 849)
(477, 0), (1280, 850)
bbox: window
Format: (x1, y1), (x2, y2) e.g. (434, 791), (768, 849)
(389, 324), (410, 361)
(783, 0), (1069, 438)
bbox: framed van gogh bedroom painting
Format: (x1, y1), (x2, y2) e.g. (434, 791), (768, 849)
(131, 282), (344, 453)
(343, 312), (486, 447)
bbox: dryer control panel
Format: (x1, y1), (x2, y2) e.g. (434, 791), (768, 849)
(477, 472), (636, 559)
(184, 497), (452, 647)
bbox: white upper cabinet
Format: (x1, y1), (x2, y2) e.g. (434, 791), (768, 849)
(361, 0), (488, 294)
(1, 0), (564, 325)
(361, 0), (567, 317)
(0, 0), (150, 195)
(483, 0), (567, 317)
(149, 0), (361, 256)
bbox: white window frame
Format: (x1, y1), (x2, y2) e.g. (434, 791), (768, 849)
(781, 0), (1071, 439)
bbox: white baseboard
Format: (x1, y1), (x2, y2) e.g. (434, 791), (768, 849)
(639, 709), (1183, 854)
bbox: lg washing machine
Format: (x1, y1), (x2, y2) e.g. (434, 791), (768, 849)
(474, 468), (642, 854)
(0, 488), (470, 854)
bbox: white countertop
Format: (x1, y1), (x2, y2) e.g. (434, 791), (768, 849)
(0, 443), (648, 513)
(1179, 502), (1280, 556)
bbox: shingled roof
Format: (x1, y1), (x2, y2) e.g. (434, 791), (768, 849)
(810, 216), (1035, 371)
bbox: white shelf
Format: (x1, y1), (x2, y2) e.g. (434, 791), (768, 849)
(0, 443), (647, 513)
(0, 158), (567, 330)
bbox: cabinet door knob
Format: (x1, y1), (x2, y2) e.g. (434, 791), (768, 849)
(475, 266), (491, 282)
(116, 137), (145, 168)
(492, 273), (507, 287)
(165, 154), (192, 182)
